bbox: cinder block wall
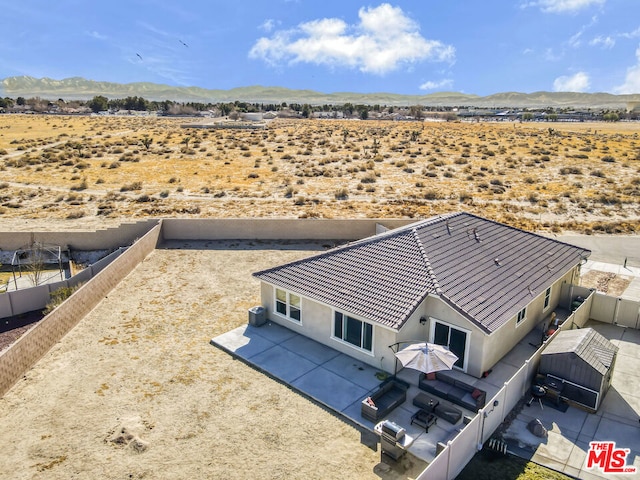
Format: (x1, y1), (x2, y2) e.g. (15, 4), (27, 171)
(159, 218), (412, 241)
(0, 223), (162, 397)
(0, 220), (156, 251)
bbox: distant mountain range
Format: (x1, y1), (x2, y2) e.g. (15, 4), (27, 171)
(2, 76), (640, 109)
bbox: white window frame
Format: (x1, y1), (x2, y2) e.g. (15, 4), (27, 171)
(274, 288), (301, 323)
(516, 307), (527, 326)
(429, 318), (471, 372)
(543, 286), (552, 311)
(332, 310), (374, 355)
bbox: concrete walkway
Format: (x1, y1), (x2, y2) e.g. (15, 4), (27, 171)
(503, 321), (640, 479)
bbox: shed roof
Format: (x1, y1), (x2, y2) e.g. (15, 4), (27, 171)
(542, 328), (618, 375)
(253, 212), (590, 334)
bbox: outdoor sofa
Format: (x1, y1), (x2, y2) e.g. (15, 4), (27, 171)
(361, 379), (408, 421)
(418, 371), (486, 412)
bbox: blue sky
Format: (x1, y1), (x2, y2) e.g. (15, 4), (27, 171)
(1, 0), (639, 96)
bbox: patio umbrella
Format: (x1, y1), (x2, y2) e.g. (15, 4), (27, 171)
(394, 342), (458, 374)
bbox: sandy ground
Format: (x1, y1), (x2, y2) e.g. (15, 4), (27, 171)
(0, 240), (426, 480)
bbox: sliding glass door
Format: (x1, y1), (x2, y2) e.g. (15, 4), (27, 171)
(432, 320), (468, 370)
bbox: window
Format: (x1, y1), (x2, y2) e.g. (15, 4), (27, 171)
(516, 307), (527, 325)
(333, 312), (373, 352)
(543, 287), (552, 311)
(275, 288), (301, 322)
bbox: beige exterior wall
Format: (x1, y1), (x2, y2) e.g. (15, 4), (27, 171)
(480, 267), (579, 376)
(417, 295), (486, 377)
(258, 266), (581, 379)
(260, 282), (398, 373)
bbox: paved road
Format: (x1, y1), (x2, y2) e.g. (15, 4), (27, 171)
(556, 234), (640, 266)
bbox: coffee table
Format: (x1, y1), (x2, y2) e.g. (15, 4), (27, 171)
(413, 392), (439, 413)
(411, 410), (437, 432)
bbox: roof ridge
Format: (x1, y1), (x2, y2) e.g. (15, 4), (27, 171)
(461, 212), (591, 258)
(411, 227), (442, 295)
(253, 213), (460, 277)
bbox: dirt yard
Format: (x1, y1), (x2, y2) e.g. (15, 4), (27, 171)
(0, 240), (426, 480)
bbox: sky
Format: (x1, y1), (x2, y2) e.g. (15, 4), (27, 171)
(1, 0), (639, 96)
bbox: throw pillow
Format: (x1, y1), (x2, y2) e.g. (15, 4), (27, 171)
(426, 372), (436, 381)
(471, 388), (482, 400)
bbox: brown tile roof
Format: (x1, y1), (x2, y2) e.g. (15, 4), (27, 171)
(253, 213), (590, 333)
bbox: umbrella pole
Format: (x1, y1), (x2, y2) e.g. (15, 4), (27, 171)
(389, 342), (400, 380)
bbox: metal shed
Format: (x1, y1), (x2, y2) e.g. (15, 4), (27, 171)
(539, 328), (617, 412)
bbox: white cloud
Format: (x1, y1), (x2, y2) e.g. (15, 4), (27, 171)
(524, 0), (605, 13)
(589, 35), (615, 48)
(568, 31), (583, 48)
(614, 45), (640, 94)
(620, 26), (640, 39)
(86, 31), (107, 41)
(553, 71), (590, 91)
(260, 19), (277, 32)
(249, 3), (455, 74)
(419, 79), (453, 90)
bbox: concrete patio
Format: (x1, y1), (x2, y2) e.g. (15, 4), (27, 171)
(211, 320), (549, 464)
(503, 320), (640, 479)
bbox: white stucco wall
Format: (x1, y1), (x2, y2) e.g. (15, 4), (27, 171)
(259, 283), (398, 373)
(480, 267), (578, 375)
(415, 295), (486, 377)
(259, 265), (580, 379)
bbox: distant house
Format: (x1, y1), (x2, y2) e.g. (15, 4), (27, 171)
(253, 213), (590, 377)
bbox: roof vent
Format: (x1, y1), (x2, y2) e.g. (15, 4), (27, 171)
(528, 285), (535, 296)
(494, 258), (502, 266)
(473, 228), (481, 242)
(446, 220), (452, 235)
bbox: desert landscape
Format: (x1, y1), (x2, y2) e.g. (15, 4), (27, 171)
(0, 115), (638, 479)
(0, 115), (638, 233)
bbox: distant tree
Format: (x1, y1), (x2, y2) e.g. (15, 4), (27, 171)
(16, 96), (25, 106)
(603, 112), (620, 122)
(88, 95), (109, 113)
(359, 107), (369, 120)
(301, 104), (311, 118)
(0, 97), (14, 108)
(343, 103), (354, 116)
(522, 112), (534, 121)
(409, 105), (424, 120)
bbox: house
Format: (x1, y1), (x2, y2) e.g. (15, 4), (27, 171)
(538, 328), (617, 412)
(252, 213), (591, 378)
